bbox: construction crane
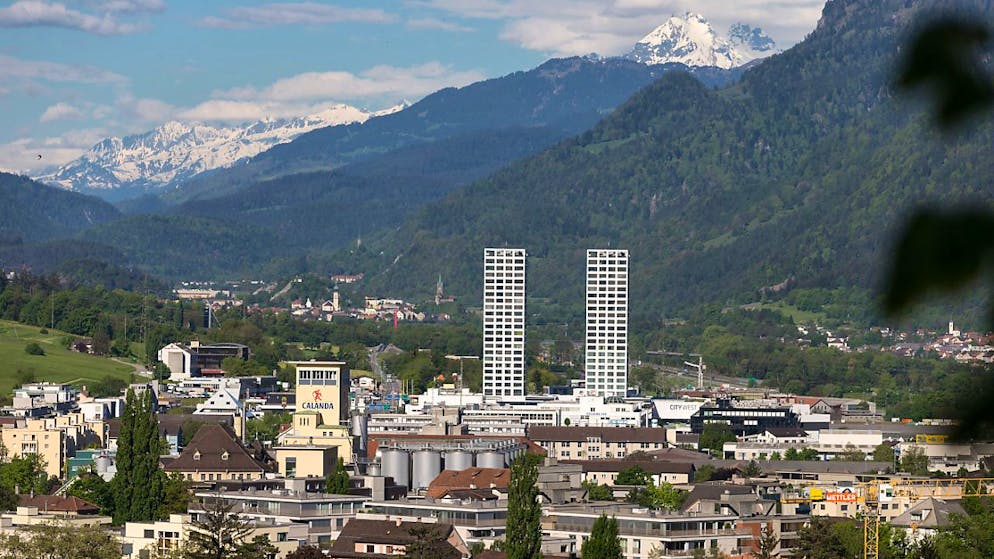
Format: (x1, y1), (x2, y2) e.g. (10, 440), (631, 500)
(859, 477), (994, 559)
(780, 477), (994, 559)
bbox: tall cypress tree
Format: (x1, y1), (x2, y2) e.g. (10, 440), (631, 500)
(112, 388), (165, 524)
(506, 453), (542, 559)
(581, 515), (621, 559)
(112, 389), (136, 524)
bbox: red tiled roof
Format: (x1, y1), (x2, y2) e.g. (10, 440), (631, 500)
(164, 423), (266, 473)
(425, 468), (509, 498)
(18, 495), (100, 514)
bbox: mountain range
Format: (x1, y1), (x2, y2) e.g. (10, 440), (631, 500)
(6, 0), (990, 325)
(36, 104), (397, 201)
(36, 13), (762, 204)
(628, 13), (778, 69)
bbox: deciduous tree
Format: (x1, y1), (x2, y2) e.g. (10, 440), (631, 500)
(506, 453), (543, 559)
(581, 515), (621, 559)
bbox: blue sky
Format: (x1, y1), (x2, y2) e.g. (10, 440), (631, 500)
(0, 0), (823, 173)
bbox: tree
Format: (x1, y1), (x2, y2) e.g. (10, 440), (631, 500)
(694, 464), (716, 483)
(325, 457), (351, 494)
(68, 472), (115, 517)
(834, 443), (866, 462)
(900, 446), (930, 476)
(699, 423), (735, 457)
(794, 517), (848, 559)
(628, 481), (687, 510)
(873, 443), (895, 464)
(0, 453), (50, 496)
(286, 546), (325, 559)
(582, 480), (613, 501)
(404, 523), (448, 559)
(581, 514), (621, 559)
(506, 453), (543, 559)
(755, 526), (780, 559)
(112, 388), (165, 524)
(159, 472), (191, 518)
(23, 342), (44, 355)
(615, 465), (652, 486)
(185, 496), (268, 559)
(0, 522), (120, 559)
(741, 460), (763, 477)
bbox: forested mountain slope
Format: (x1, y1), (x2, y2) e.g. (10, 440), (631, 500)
(350, 0), (994, 318)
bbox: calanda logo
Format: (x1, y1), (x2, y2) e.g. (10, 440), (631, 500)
(302, 389), (335, 410)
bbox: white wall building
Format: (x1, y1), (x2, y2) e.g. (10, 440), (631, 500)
(483, 248), (527, 400)
(585, 249), (629, 398)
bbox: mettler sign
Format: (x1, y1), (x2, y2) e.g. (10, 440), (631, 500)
(653, 399), (704, 421)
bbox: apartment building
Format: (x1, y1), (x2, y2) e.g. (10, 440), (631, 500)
(585, 249), (629, 398)
(483, 248), (527, 399)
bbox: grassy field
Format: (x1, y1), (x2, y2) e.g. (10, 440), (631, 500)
(0, 320), (135, 399)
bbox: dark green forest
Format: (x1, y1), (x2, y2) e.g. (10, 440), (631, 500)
(335, 0), (994, 325)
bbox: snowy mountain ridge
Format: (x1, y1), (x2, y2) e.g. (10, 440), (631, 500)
(37, 103), (405, 198)
(627, 13), (778, 69)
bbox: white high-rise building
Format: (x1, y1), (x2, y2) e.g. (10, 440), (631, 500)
(585, 249), (629, 397)
(483, 248), (526, 399)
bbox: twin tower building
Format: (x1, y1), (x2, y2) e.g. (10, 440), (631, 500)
(483, 248), (629, 400)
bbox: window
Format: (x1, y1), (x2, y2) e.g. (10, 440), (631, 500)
(221, 451), (229, 461)
(366, 545), (375, 553)
(193, 451), (200, 461)
(286, 457), (297, 478)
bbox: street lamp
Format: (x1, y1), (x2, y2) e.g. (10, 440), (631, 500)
(445, 354), (479, 408)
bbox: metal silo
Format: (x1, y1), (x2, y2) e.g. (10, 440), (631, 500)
(444, 450), (474, 471)
(412, 450), (442, 490)
(477, 450), (505, 469)
(366, 461), (381, 476)
(381, 448), (410, 488)
(351, 411), (369, 454)
(95, 455), (111, 474)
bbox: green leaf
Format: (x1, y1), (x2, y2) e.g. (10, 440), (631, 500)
(897, 19), (994, 127)
(883, 209), (994, 315)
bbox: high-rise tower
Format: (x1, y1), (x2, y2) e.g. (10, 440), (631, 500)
(483, 248), (526, 399)
(585, 249), (629, 397)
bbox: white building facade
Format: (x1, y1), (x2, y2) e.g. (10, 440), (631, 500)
(585, 249), (630, 397)
(483, 248), (527, 399)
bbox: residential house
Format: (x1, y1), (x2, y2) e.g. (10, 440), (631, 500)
(327, 519), (467, 559)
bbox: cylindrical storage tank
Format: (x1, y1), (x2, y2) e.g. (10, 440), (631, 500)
(444, 450), (474, 471)
(381, 449), (410, 488)
(412, 450), (442, 490)
(95, 455), (111, 473)
(477, 450), (505, 469)
(366, 462), (381, 477)
(351, 411), (368, 439)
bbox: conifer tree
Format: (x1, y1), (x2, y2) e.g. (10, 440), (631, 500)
(506, 453), (543, 559)
(581, 514), (621, 559)
(112, 388), (165, 524)
(325, 457), (350, 494)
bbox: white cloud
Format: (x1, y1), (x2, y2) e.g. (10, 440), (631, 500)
(0, 0), (148, 34)
(94, 0), (165, 14)
(406, 17), (474, 32)
(215, 62), (485, 104)
(199, 2), (396, 29)
(115, 93), (177, 124)
(416, 0), (823, 56)
(39, 102), (85, 122)
(0, 54), (127, 84)
(0, 128), (109, 174)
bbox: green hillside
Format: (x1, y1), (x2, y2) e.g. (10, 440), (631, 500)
(0, 320), (134, 399)
(347, 0), (994, 321)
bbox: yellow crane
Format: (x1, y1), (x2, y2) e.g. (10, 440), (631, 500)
(860, 477), (994, 559)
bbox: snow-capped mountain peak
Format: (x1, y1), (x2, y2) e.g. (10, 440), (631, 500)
(36, 104), (377, 198)
(627, 13), (778, 69)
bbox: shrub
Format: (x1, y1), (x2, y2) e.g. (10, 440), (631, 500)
(24, 342), (45, 356)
